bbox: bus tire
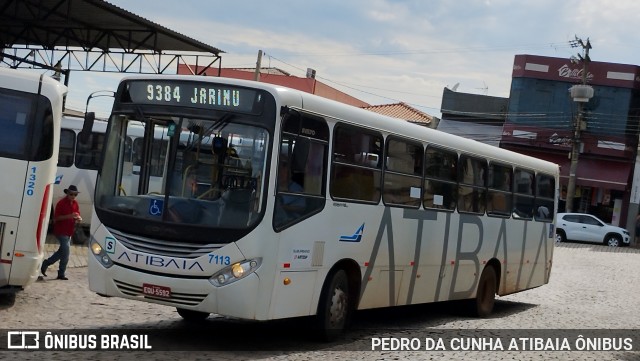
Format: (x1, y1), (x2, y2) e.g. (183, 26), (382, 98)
(474, 265), (497, 318)
(315, 269), (350, 341)
(176, 308), (210, 321)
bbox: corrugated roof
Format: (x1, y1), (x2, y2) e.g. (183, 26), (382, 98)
(440, 88), (507, 122)
(362, 102), (433, 126)
(0, 0), (222, 54)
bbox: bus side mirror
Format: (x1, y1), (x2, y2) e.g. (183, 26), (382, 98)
(79, 112), (95, 145)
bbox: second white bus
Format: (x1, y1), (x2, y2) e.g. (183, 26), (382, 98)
(55, 116), (169, 241)
(0, 67), (66, 295)
(55, 116), (106, 232)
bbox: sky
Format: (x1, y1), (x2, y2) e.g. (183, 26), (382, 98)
(55, 0), (640, 119)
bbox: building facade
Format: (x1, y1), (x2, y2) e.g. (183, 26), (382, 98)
(439, 87), (508, 147)
(501, 55), (640, 228)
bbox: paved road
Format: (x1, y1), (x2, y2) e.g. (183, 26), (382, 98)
(1, 242), (639, 360)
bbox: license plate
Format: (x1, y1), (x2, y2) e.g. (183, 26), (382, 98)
(142, 283), (171, 298)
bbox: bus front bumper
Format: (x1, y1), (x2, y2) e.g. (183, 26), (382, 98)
(88, 255), (261, 319)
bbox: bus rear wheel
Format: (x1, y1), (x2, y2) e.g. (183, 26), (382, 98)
(474, 266), (497, 317)
(316, 269), (350, 341)
(176, 308), (210, 321)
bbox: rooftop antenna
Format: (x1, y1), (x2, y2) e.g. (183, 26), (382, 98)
(476, 81), (488, 95)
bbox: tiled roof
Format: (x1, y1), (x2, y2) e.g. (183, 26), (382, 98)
(362, 102), (432, 126)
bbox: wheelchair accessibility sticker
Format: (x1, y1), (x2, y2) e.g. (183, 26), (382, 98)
(149, 199), (163, 216)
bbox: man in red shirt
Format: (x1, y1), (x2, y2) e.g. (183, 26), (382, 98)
(41, 185), (82, 280)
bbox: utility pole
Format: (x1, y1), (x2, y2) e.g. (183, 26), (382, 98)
(566, 37), (593, 213)
(254, 50), (263, 82)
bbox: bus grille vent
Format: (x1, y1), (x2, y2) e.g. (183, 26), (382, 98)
(312, 241), (324, 267)
(114, 279), (208, 306)
(107, 227), (221, 258)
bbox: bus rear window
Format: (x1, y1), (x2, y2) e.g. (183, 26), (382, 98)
(0, 91), (32, 158)
(0, 89), (54, 161)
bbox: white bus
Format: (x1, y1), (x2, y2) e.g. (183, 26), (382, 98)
(55, 116), (106, 233)
(0, 68), (66, 295)
(87, 75), (558, 339)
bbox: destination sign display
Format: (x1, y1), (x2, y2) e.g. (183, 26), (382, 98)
(124, 80), (264, 114)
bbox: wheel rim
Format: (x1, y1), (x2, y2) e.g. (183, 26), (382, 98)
(555, 233), (562, 243)
(329, 286), (347, 326)
(607, 237), (619, 247)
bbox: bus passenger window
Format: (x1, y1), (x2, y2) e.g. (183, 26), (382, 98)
(457, 155), (486, 214)
(75, 132), (105, 170)
(534, 173), (555, 222)
(513, 168), (535, 219)
(330, 124), (382, 203)
(487, 162), (512, 217)
(383, 137), (422, 208)
(58, 129), (76, 167)
(424, 147), (457, 211)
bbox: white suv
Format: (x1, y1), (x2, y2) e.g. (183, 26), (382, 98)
(555, 213), (630, 247)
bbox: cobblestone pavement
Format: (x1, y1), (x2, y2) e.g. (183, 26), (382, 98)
(1, 241), (639, 360)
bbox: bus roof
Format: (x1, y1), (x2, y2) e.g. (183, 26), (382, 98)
(0, 67), (67, 95)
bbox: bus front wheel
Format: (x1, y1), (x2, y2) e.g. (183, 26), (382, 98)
(176, 308), (210, 322)
(474, 265), (497, 318)
(316, 269), (350, 341)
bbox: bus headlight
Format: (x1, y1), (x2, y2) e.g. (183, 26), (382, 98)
(90, 237), (114, 268)
(210, 258), (261, 287)
(232, 263), (244, 278)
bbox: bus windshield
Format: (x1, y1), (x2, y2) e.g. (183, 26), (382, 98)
(95, 111), (269, 240)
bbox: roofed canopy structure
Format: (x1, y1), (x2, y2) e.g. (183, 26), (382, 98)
(0, 0), (224, 86)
